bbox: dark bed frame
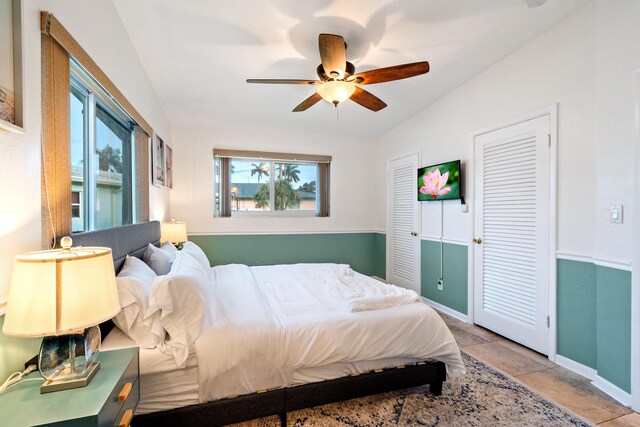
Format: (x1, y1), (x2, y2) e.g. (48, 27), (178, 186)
(73, 221), (447, 427)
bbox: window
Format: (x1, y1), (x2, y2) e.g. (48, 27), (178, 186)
(213, 150), (330, 217)
(70, 64), (134, 232)
(71, 191), (82, 221)
(41, 12), (151, 248)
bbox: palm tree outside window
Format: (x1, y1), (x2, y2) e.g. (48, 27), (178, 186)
(213, 151), (330, 217)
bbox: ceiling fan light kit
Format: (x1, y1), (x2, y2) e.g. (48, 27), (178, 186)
(247, 33), (430, 113)
(316, 81), (356, 106)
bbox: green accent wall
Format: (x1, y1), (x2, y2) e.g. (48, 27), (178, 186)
(557, 259), (597, 369)
(0, 316), (42, 382)
(596, 266), (631, 393)
(556, 259), (632, 393)
(373, 233), (386, 279)
(421, 239), (468, 315)
(189, 233), (379, 276)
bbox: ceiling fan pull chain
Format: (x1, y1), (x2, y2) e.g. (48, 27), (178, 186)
(336, 105), (339, 121)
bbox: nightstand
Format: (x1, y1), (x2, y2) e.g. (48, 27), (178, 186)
(0, 347), (139, 427)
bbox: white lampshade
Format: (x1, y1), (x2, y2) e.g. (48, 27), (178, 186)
(161, 220), (188, 243)
(316, 81), (356, 105)
(2, 246), (120, 338)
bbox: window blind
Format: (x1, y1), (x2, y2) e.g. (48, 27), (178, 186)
(41, 31), (71, 248)
(213, 149), (331, 164)
(134, 126), (150, 223)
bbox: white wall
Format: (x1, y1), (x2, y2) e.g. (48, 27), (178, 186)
(376, 0), (640, 404)
(592, 0), (640, 411)
(376, 1), (600, 259)
(0, 0), (170, 378)
(594, 0), (640, 265)
(170, 123), (377, 235)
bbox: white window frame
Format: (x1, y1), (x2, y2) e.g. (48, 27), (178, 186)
(230, 159), (319, 218)
(71, 61), (135, 232)
(213, 149), (330, 218)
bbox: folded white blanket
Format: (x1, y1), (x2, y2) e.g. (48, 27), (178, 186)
(327, 266), (420, 312)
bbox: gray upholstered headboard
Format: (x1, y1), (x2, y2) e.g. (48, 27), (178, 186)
(70, 221), (161, 273)
(69, 221), (161, 339)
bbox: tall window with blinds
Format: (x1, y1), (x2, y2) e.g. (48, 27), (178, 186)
(41, 11), (152, 247)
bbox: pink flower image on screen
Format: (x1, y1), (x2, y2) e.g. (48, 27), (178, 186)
(419, 168), (452, 199)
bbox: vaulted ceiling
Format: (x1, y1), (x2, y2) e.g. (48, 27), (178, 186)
(113, 0), (591, 138)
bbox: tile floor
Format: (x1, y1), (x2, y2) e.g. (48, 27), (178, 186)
(438, 311), (640, 426)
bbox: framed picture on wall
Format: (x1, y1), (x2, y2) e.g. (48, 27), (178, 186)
(165, 144), (173, 189)
(152, 134), (165, 187)
(0, 0), (24, 133)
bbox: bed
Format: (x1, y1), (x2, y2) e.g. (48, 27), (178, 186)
(71, 221), (465, 427)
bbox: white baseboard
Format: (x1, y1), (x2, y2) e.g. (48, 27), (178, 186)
(555, 355), (597, 380)
(592, 376), (632, 407)
(555, 355), (631, 407)
(422, 297), (469, 323)
(371, 276), (386, 283)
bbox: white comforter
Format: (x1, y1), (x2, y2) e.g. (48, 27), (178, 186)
(195, 263), (465, 403)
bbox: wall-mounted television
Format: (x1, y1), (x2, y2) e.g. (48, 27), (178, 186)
(417, 159), (461, 201)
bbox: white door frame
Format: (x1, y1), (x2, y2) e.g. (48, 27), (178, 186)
(468, 104), (558, 361)
(386, 151), (421, 291)
(631, 68), (640, 411)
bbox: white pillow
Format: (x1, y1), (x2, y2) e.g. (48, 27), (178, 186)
(112, 256), (166, 348)
(143, 242), (177, 275)
(181, 241), (211, 271)
(149, 251), (216, 367)
(118, 254), (157, 283)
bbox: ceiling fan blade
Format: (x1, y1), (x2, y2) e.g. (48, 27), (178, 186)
(246, 79), (321, 85)
(349, 87), (387, 112)
(319, 34), (347, 79)
(347, 61), (430, 85)
(293, 92), (322, 112)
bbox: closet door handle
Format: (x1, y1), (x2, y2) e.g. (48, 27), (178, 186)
(410, 231), (418, 237)
(473, 237), (483, 244)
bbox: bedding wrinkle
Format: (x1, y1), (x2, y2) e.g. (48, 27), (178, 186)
(196, 264), (291, 401)
(150, 252), (216, 367)
(195, 263), (465, 403)
(102, 328), (199, 414)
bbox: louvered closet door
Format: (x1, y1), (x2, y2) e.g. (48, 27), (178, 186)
(474, 116), (550, 354)
(388, 153), (420, 293)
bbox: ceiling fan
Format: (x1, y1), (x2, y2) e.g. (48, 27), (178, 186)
(246, 34), (430, 112)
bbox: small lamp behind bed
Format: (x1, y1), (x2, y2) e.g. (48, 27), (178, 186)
(2, 237), (120, 393)
(161, 219), (187, 249)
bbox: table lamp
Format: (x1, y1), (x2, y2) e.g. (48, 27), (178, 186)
(2, 237), (120, 393)
(161, 219), (187, 248)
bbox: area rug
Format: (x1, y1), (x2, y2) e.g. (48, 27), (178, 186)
(231, 351), (593, 427)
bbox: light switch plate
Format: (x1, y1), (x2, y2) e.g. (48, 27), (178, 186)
(610, 204), (623, 224)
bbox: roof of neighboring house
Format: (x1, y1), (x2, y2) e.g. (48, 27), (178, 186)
(71, 165), (123, 186)
(231, 182), (315, 199)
